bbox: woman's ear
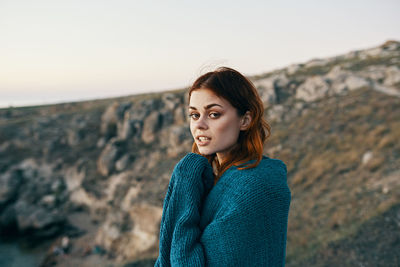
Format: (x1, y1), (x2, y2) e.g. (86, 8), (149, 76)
(240, 111), (252, 131)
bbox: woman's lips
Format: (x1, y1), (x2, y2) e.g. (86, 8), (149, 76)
(196, 136), (211, 146)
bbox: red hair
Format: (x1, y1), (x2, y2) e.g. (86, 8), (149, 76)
(188, 67), (271, 184)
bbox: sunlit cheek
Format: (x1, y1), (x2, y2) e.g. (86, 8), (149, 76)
(221, 122), (240, 143)
(189, 120), (198, 137)
(189, 124), (194, 137)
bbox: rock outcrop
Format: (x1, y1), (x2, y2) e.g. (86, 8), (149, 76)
(0, 40), (399, 266)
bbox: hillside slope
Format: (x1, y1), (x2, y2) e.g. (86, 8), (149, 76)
(0, 40), (399, 266)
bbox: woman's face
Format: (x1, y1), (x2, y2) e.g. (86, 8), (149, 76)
(189, 88), (246, 163)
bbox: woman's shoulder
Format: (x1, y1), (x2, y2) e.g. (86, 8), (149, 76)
(260, 156), (287, 177)
(218, 156), (290, 203)
(260, 155), (287, 170)
(228, 156), (288, 187)
(235, 155), (286, 174)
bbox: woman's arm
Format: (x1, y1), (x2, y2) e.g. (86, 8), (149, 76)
(155, 153), (214, 267)
(200, 162), (291, 266)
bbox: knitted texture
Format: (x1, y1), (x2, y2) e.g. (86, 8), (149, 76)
(155, 153), (291, 266)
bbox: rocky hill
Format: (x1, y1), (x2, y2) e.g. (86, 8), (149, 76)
(0, 40), (399, 266)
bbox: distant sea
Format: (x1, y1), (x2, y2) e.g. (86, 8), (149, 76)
(0, 238), (52, 267)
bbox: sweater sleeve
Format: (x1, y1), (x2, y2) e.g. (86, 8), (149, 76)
(155, 153), (214, 267)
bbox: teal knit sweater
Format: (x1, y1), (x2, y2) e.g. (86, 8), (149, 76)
(155, 153), (291, 266)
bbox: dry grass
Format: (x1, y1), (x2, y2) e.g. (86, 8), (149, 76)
(268, 87), (400, 265)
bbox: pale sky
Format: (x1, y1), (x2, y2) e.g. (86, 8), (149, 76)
(1, 0), (399, 108)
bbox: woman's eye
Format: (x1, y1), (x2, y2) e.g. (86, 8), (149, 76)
(209, 112), (220, 118)
(189, 113), (200, 119)
(189, 112), (220, 120)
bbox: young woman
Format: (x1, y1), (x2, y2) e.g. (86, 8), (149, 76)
(155, 67), (291, 266)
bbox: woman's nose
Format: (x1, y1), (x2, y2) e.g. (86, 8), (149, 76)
(195, 115), (208, 130)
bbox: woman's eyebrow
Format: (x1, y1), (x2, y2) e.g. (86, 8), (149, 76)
(189, 103), (223, 110)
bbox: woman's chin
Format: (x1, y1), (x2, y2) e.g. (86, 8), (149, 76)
(198, 148), (214, 156)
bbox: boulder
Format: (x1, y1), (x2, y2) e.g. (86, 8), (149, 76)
(345, 75), (369, 91)
(361, 65), (386, 82)
(254, 77), (277, 105)
(67, 129), (84, 146)
(64, 165), (86, 192)
(97, 138), (126, 176)
(384, 66), (400, 86)
(365, 47), (383, 57)
(286, 63), (302, 75)
(173, 106), (187, 125)
(14, 200), (65, 237)
(141, 111), (162, 144)
(68, 115), (89, 146)
(160, 125), (192, 157)
(119, 114), (142, 141)
(304, 58), (328, 68)
(95, 203), (162, 262)
(159, 109), (174, 129)
(118, 105), (149, 141)
(104, 172), (132, 205)
(0, 168), (23, 208)
(101, 102), (132, 139)
(161, 93), (181, 110)
(362, 151), (373, 165)
(115, 154), (133, 172)
(326, 66), (369, 95)
(267, 104), (285, 122)
(296, 76), (330, 102)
